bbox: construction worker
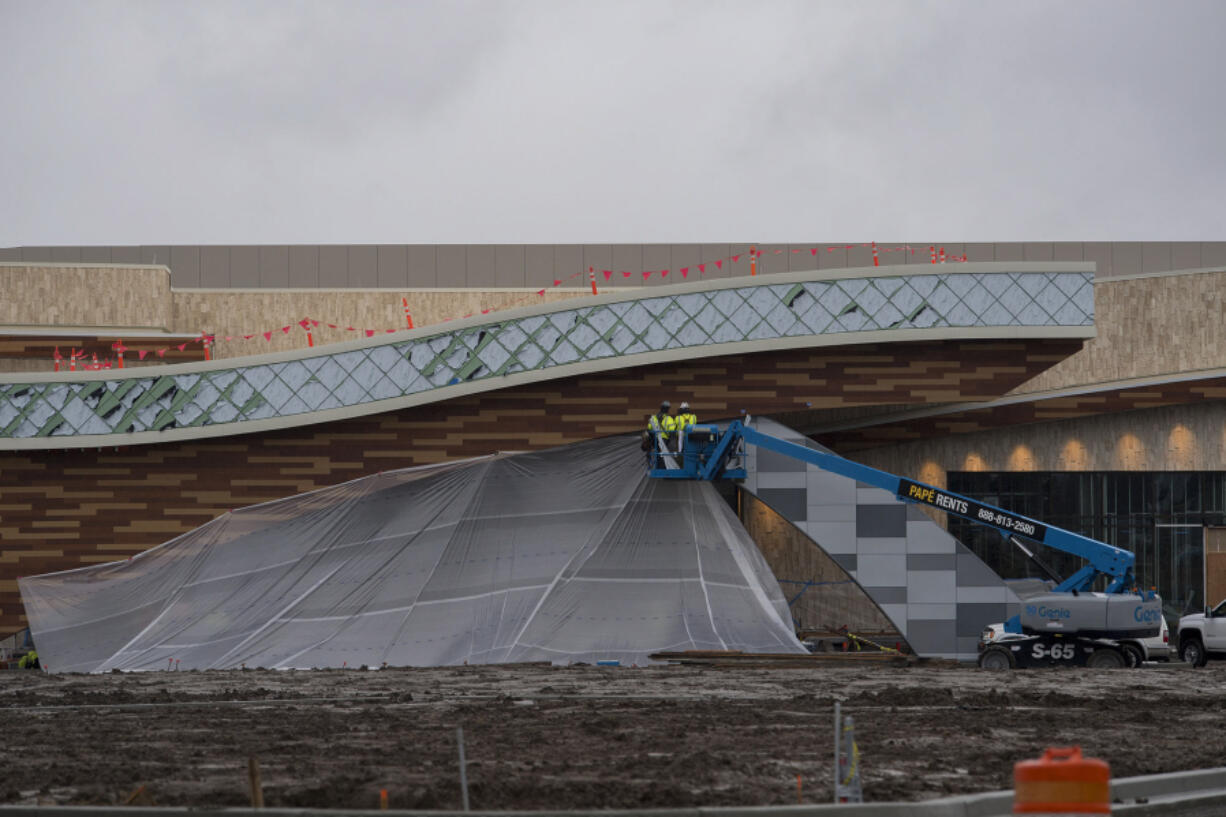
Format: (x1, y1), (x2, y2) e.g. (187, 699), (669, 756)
(17, 649), (38, 670)
(646, 401), (676, 465)
(674, 402), (697, 450)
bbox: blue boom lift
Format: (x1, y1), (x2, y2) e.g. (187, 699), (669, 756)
(648, 420), (1161, 669)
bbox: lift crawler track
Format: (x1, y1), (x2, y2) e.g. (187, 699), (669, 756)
(978, 634), (1127, 669)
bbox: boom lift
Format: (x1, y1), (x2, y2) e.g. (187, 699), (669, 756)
(649, 420), (1161, 668)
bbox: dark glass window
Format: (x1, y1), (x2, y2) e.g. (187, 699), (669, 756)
(947, 471), (1226, 616)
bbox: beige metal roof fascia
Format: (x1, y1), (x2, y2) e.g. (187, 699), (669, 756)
(0, 261), (172, 275)
(0, 261), (1096, 387)
(0, 325), (1092, 451)
(0, 326), (197, 338)
(172, 286), (605, 294)
(1092, 265), (1226, 284)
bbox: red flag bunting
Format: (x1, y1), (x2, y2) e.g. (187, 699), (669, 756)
(263, 332), (272, 341)
(281, 326), (291, 334)
(386, 328), (396, 333)
(157, 349), (167, 358)
(642, 271), (651, 280)
(697, 263), (706, 272)
(661, 269), (669, 277)
(622, 271), (631, 278)
(536, 289), (545, 296)
(298, 319), (310, 329)
(811, 248), (819, 256)
(714, 260), (723, 269)
(553, 279), (561, 287)
(138, 350), (148, 360)
(680, 267), (689, 277)
(731, 255), (740, 263)
(177, 343), (187, 351)
(365, 330), (375, 337)
(327, 324), (338, 329)
(603, 270), (612, 281)
(311, 320), (320, 327)
(346, 326), (355, 331)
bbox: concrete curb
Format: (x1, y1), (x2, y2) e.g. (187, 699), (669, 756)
(1, 766), (1223, 817)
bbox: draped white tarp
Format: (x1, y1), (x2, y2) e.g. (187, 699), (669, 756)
(20, 435), (804, 672)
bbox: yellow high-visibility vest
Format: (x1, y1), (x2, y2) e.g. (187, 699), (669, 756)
(647, 413), (676, 439)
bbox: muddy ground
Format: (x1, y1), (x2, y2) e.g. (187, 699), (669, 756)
(1, 660), (1224, 809)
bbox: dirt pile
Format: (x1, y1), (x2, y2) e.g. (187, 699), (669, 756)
(2, 662), (1223, 808)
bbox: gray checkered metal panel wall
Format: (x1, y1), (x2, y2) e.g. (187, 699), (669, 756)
(743, 417), (1020, 660)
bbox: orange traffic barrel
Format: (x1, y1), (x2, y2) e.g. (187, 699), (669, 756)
(1014, 746), (1110, 814)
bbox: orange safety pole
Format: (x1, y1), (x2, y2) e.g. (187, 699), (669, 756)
(402, 297), (415, 329)
(113, 339), (125, 369)
(68, 349), (77, 372)
(930, 245), (937, 264)
(53, 346), (61, 372)
(589, 266), (598, 295)
(871, 241), (879, 267)
(306, 326), (314, 347)
(939, 247), (946, 264)
(203, 337), (212, 361)
(750, 246), (757, 276)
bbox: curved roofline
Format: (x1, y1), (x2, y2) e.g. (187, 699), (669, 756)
(0, 261), (1092, 386)
(0, 325), (1091, 451)
(0, 263), (1095, 450)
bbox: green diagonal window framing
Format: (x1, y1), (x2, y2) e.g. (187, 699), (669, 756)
(0, 270), (1093, 441)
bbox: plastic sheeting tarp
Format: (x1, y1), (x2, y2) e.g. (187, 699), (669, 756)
(20, 435), (804, 672)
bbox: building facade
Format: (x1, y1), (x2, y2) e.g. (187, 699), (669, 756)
(2, 242), (1224, 655)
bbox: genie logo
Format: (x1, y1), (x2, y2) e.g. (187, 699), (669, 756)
(1134, 606), (1162, 624)
(1026, 604), (1070, 620)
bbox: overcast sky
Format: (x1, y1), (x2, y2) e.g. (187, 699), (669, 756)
(2, 1), (1223, 245)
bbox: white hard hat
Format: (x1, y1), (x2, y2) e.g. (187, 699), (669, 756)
(680, 401), (689, 410)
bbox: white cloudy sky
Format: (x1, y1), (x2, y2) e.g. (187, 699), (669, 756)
(2, 1), (1223, 245)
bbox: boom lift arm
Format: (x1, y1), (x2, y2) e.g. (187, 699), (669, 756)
(654, 420), (1138, 594)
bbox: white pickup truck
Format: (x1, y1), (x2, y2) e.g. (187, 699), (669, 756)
(1177, 599), (1226, 667)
